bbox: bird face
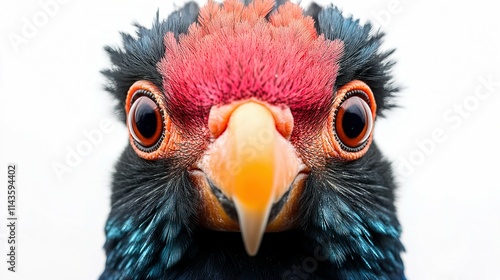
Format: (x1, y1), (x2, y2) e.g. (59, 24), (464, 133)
(102, 0), (405, 278)
(122, 0), (378, 256)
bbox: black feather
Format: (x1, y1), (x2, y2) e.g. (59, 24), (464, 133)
(101, 146), (198, 279)
(301, 144), (405, 279)
(102, 2), (199, 122)
(317, 6), (398, 116)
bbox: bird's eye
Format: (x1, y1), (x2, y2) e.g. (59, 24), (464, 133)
(127, 93), (164, 151)
(334, 93), (373, 151)
(125, 80), (175, 159)
(324, 80), (376, 160)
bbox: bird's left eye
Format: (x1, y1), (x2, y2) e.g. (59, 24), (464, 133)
(335, 93), (373, 151)
(324, 80), (377, 160)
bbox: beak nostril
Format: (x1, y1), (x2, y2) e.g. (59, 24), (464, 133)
(267, 105), (294, 139)
(208, 99), (294, 139)
(202, 100), (301, 255)
(208, 105), (233, 139)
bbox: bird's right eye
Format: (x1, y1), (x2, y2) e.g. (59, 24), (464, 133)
(127, 94), (164, 151)
(125, 80), (176, 160)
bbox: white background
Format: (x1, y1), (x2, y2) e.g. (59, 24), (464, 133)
(0, 0), (499, 279)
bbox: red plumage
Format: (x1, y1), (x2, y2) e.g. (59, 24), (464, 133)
(160, 0), (343, 131)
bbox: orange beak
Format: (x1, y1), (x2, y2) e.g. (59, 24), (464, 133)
(201, 101), (301, 255)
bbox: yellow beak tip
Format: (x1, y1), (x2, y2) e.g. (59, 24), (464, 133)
(234, 199), (270, 256)
(202, 101), (301, 255)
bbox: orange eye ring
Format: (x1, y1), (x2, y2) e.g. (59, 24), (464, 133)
(335, 93), (373, 151)
(125, 80), (177, 160)
(323, 80), (377, 160)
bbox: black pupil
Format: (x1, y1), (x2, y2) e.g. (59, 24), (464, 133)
(342, 102), (366, 139)
(135, 99), (158, 139)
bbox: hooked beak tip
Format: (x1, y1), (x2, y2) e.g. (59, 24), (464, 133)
(201, 101), (301, 256)
(234, 199), (270, 256)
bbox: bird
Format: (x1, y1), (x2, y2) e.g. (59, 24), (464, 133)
(99, 0), (405, 279)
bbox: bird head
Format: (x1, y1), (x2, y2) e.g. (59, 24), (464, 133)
(102, 0), (403, 277)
